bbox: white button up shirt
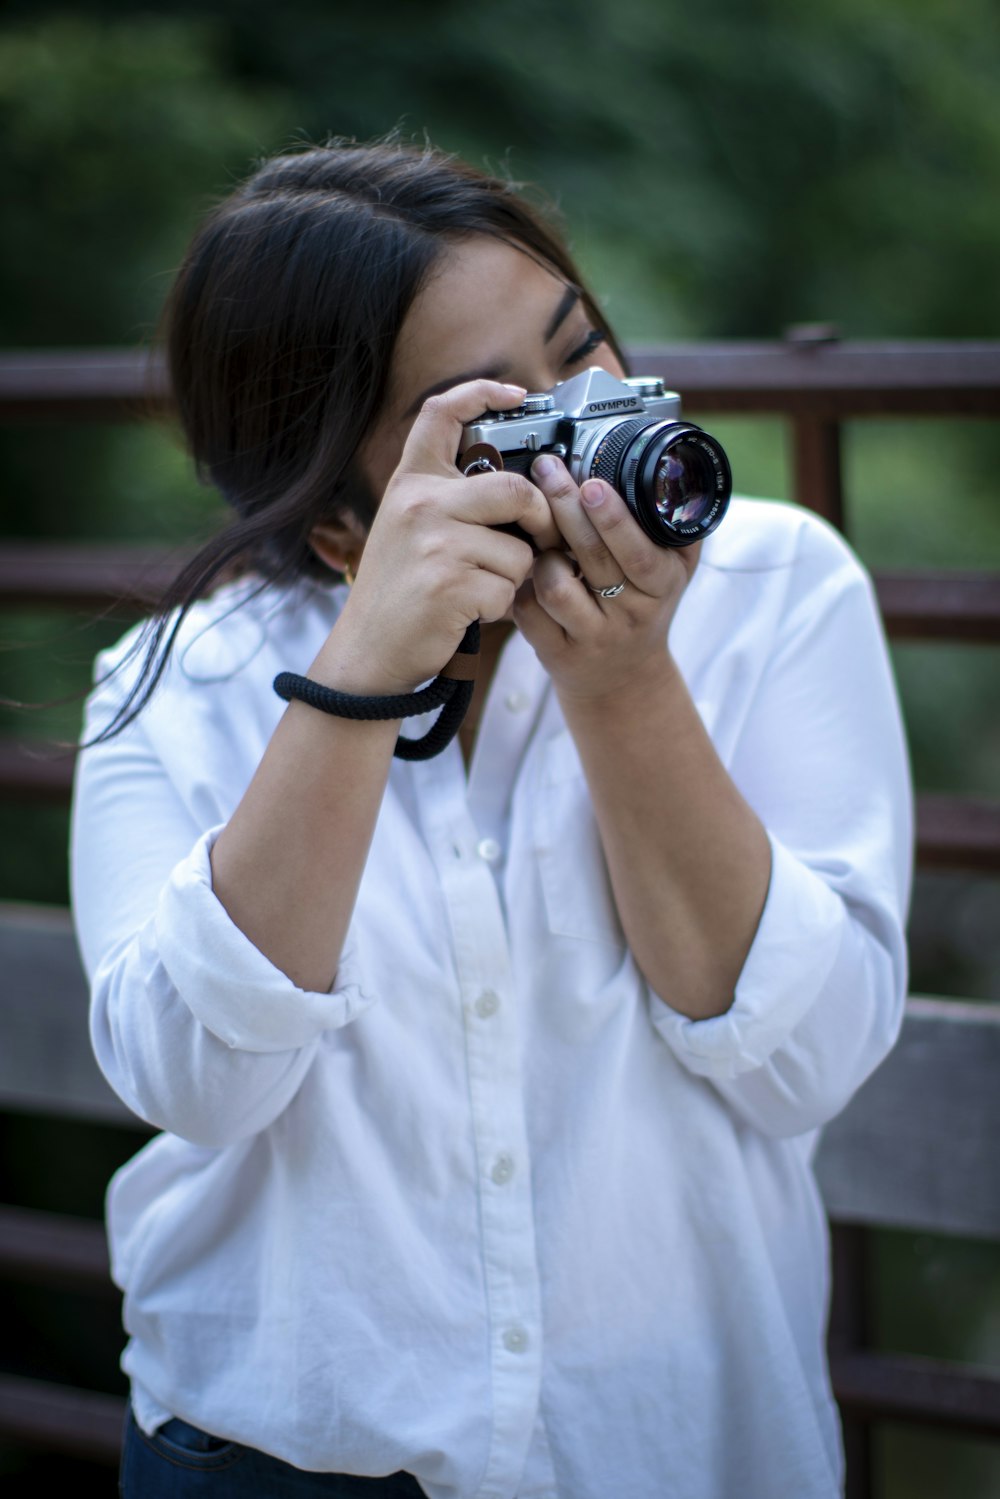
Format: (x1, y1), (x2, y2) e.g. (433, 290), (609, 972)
(71, 499), (912, 1499)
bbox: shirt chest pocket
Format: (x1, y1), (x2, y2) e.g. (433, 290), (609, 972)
(533, 733), (626, 949)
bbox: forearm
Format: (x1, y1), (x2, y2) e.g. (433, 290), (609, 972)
(73, 640), (384, 1143)
(210, 628), (400, 994)
(559, 654), (771, 1020)
(206, 380), (564, 995)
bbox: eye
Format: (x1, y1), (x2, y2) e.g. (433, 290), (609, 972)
(564, 327), (607, 367)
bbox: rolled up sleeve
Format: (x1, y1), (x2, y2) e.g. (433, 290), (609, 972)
(74, 653), (377, 1149)
(155, 828), (374, 1053)
(650, 516), (912, 1137)
(650, 834), (846, 1079)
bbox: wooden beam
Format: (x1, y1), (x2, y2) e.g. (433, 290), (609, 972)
(0, 1205), (114, 1292)
(790, 415), (844, 526)
(0, 903), (137, 1124)
(874, 571), (1000, 641)
(0, 1375), (123, 1463)
(6, 739), (1000, 875)
(0, 541), (189, 609)
(916, 795), (1000, 872)
(0, 738), (77, 801)
(1, 342), (999, 421)
(4, 542), (1000, 643)
(630, 340), (1000, 416)
(0, 349), (168, 422)
(3, 899), (998, 1238)
(831, 1350), (1000, 1437)
(816, 997), (1000, 1240)
(829, 1223), (873, 1499)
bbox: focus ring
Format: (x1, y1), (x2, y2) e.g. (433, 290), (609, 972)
(590, 419), (649, 490)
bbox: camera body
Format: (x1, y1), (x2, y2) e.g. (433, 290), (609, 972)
(458, 367), (731, 548)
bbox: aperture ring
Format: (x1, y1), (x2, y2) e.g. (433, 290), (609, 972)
(590, 419), (650, 491)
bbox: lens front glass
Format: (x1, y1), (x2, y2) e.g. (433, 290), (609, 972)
(652, 441), (718, 529)
(586, 414), (731, 546)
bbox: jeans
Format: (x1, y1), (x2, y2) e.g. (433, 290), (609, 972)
(120, 1405), (427, 1498)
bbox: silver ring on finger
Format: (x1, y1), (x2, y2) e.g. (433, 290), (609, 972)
(584, 578), (626, 599)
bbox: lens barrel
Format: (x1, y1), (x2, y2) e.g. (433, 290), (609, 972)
(590, 419), (731, 547)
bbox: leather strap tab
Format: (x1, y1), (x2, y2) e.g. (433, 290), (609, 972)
(440, 651), (479, 682)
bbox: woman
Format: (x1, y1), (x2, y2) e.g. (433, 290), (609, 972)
(71, 139), (912, 1499)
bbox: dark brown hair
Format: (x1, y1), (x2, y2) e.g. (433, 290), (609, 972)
(100, 137), (624, 737)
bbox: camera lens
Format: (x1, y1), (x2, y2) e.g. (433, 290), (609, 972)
(649, 439), (722, 530)
(590, 420), (731, 547)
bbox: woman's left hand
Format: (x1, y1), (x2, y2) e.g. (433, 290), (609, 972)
(514, 456), (699, 703)
(514, 452), (769, 1024)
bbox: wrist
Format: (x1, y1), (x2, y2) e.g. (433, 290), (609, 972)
(309, 614), (427, 697)
(555, 649), (686, 720)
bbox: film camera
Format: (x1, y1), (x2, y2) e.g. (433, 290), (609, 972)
(458, 367), (731, 548)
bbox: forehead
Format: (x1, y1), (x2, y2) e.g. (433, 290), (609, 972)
(387, 236), (571, 405)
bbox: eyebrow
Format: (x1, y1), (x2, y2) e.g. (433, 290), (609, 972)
(543, 284), (580, 342)
(401, 284), (582, 417)
(403, 364), (506, 418)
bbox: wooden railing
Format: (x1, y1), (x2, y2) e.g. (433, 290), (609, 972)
(2, 908), (998, 1471)
(3, 341), (999, 867)
(1, 339), (999, 1488)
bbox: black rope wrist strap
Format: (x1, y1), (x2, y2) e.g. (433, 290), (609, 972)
(274, 621), (479, 761)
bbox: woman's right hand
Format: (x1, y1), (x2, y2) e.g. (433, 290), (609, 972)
(205, 380), (560, 998)
(327, 379), (561, 693)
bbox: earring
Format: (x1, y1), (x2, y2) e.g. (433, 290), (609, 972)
(342, 562), (356, 588)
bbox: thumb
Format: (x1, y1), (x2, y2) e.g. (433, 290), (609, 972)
(397, 378), (527, 477)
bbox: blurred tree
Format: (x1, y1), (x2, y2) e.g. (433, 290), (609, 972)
(0, 15), (289, 562)
(3, 0), (1000, 343)
(0, 14), (290, 345)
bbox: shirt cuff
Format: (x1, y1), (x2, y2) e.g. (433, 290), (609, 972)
(648, 833), (845, 1079)
(154, 827), (376, 1052)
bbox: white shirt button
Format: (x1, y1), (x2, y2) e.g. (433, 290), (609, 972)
(476, 837), (502, 865)
(503, 1325), (529, 1354)
(490, 1153), (515, 1185)
(504, 691), (530, 713)
(474, 990), (500, 1019)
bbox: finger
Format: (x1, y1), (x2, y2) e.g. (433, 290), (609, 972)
(529, 548), (600, 635)
(530, 458), (630, 590)
(461, 470), (560, 549)
(392, 461), (560, 557)
(456, 570), (519, 627)
(575, 477), (674, 596)
(463, 523), (538, 588)
(512, 574), (567, 652)
(399, 379), (527, 476)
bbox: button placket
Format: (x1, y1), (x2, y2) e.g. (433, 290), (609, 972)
(460, 956), (543, 1495)
(418, 722), (544, 1498)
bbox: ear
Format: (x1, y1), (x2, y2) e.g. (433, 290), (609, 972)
(308, 512), (370, 577)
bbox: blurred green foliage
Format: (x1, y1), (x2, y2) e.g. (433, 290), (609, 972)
(0, 13), (289, 344)
(4, 0), (1000, 346)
